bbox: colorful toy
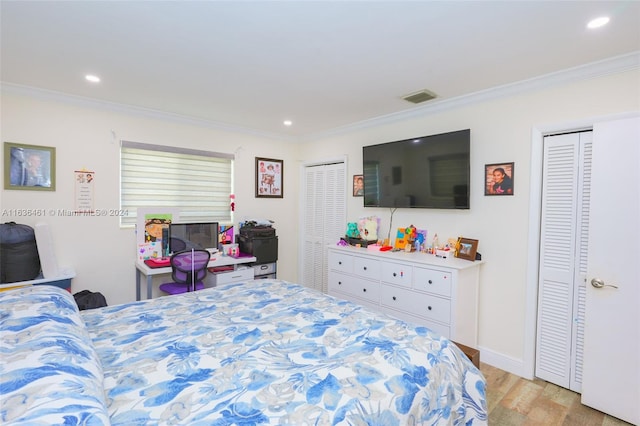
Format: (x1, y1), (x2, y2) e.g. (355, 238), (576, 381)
(394, 225), (418, 250)
(345, 222), (360, 238)
(415, 229), (427, 251)
(358, 217), (378, 241)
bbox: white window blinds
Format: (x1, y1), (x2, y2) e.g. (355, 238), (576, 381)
(120, 141), (233, 226)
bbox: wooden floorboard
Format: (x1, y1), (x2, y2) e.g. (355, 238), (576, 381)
(480, 362), (633, 425)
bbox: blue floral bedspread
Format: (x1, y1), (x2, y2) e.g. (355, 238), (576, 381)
(1, 280), (487, 425)
(0, 285), (110, 425)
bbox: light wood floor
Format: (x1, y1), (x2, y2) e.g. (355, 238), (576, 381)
(480, 363), (633, 425)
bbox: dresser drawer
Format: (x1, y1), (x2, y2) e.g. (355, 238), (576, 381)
(211, 267), (254, 285)
(352, 256), (380, 280)
(380, 284), (450, 324)
(380, 261), (412, 288)
(413, 267), (452, 297)
(328, 251), (353, 273)
(328, 273), (379, 304)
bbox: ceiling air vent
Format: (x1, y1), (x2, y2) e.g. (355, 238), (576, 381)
(403, 89), (437, 104)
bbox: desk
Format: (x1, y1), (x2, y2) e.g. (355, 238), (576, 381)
(135, 254), (256, 300)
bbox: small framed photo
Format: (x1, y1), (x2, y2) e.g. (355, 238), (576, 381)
(256, 157), (283, 198)
(353, 174), (364, 197)
(485, 162), (514, 196)
(4, 142), (56, 191)
(455, 237), (479, 261)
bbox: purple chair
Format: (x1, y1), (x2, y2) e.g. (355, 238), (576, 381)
(159, 249), (211, 295)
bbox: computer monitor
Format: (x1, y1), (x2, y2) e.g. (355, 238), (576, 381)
(168, 222), (219, 254)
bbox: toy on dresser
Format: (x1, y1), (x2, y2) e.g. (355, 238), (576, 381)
(343, 216), (379, 247)
(357, 216), (378, 241)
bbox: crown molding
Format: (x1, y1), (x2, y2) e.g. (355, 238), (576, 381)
(0, 82), (296, 143)
(303, 51), (640, 142)
(2, 51), (638, 143)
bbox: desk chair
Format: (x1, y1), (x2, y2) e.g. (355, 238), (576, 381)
(159, 249), (210, 295)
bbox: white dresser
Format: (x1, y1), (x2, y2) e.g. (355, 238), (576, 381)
(328, 245), (482, 347)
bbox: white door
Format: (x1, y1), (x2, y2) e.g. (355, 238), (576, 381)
(536, 131), (591, 392)
(300, 162), (346, 293)
(581, 116), (639, 424)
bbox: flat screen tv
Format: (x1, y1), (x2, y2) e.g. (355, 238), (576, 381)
(363, 129), (470, 209)
(168, 222), (219, 254)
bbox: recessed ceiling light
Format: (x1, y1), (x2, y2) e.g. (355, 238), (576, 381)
(85, 74), (101, 83)
(587, 16), (610, 29)
(283, 120), (293, 126)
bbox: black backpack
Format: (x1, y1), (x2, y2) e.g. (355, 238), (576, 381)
(0, 222), (41, 283)
(73, 290), (108, 310)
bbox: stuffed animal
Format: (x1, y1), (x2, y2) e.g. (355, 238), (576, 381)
(345, 222), (360, 238)
(358, 217), (378, 241)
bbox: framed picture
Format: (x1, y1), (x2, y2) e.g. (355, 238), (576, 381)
(353, 174), (364, 197)
(455, 237), (479, 261)
(485, 162), (514, 196)
(4, 142), (56, 191)
(255, 157), (283, 198)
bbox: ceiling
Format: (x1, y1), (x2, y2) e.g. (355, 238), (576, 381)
(2, 1), (639, 140)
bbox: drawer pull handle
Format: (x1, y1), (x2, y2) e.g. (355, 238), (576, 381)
(392, 296), (396, 301)
(363, 288), (367, 292)
(338, 261), (342, 265)
(428, 306), (432, 311)
(338, 281), (342, 285)
(428, 280), (433, 284)
(363, 267), (367, 271)
(393, 272), (397, 277)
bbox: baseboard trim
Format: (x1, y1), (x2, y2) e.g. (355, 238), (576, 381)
(478, 345), (533, 380)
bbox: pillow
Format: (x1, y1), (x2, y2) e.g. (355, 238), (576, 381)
(0, 285), (110, 424)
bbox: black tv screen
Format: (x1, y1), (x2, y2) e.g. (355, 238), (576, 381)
(363, 129), (470, 209)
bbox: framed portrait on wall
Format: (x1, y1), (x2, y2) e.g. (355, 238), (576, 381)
(353, 174), (364, 196)
(256, 157), (283, 198)
(485, 162), (514, 196)
(4, 142), (56, 191)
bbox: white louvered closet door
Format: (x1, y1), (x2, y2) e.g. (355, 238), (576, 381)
(301, 162), (346, 293)
(536, 131), (592, 392)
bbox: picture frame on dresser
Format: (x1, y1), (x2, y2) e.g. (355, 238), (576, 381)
(455, 237), (478, 261)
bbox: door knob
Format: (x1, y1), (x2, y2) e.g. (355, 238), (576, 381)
(590, 278), (618, 289)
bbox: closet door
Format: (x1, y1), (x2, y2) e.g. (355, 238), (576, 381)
(301, 162), (346, 293)
(581, 117), (639, 424)
(535, 131), (592, 392)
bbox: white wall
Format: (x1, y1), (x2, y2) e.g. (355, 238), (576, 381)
(298, 69), (640, 376)
(2, 67), (638, 378)
(1, 91), (300, 305)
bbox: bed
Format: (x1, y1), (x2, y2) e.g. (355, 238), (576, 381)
(0, 279), (487, 425)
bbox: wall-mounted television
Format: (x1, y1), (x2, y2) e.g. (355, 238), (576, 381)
(168, 222), (219, 254)
(363, 129), (470, 209)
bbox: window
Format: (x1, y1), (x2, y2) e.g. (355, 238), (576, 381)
(120, 141), (233, 227)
